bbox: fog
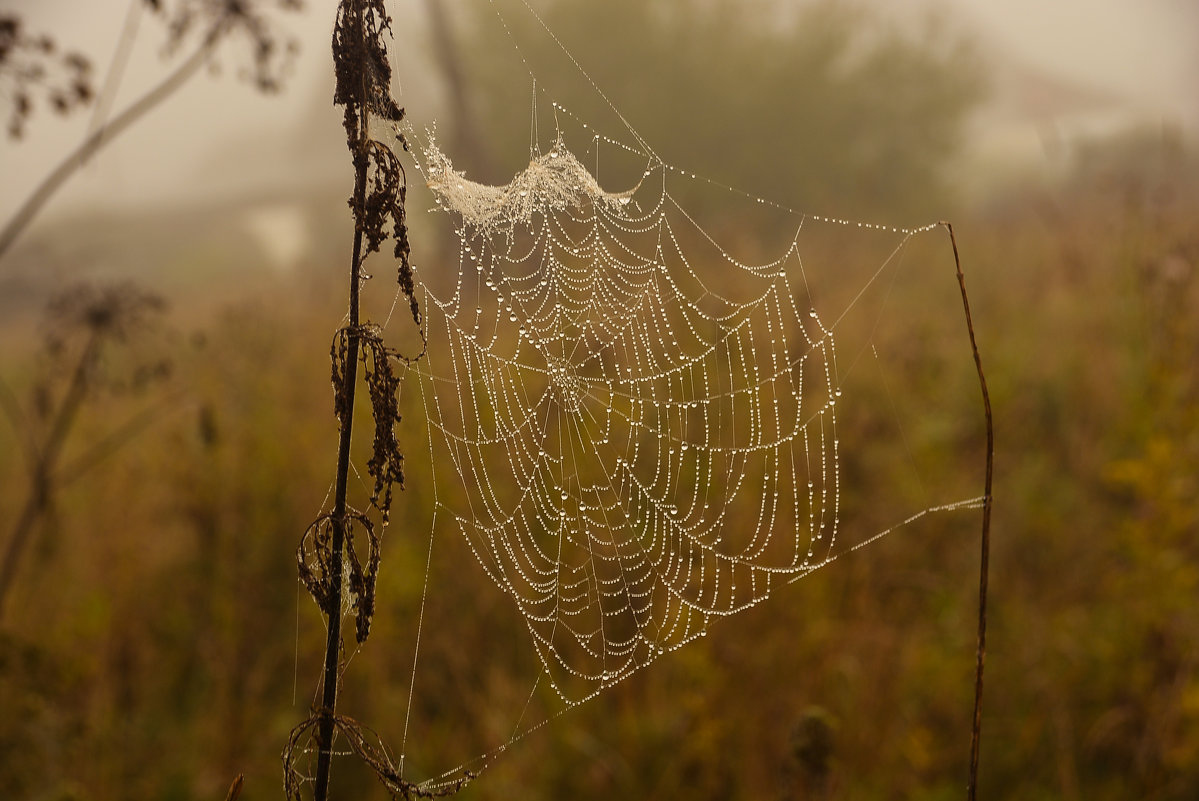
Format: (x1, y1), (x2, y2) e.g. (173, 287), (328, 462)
(1, 0), (1196, 229)
(3, 4), (1198, 800)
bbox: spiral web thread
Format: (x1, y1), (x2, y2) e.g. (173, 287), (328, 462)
(379, 2), (988, 792)
(419, 126), (848, 685)
(395, 111), (984, 791)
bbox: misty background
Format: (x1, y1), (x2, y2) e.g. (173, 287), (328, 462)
(2, 2), (1198, 800)
(2, 0), (1196, 225)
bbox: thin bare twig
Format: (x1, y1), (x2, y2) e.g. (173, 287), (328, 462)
(0, 25), (221, 262)
(942, 221), (994, 801)
(85, 0), (147, 153)
(224, 774), (245, 801)
(0, 329), (101, 619)
(0, 374), (37, 472)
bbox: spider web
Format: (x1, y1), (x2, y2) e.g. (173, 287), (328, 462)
(416, 131), (844, 703)
(376, 0), (987, 791)
(393, 125), (983, 789)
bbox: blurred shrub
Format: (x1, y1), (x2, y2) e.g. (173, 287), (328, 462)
(452, 0), (984, 221)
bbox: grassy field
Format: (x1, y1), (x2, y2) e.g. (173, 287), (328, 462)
(1, 123), (1195, 801)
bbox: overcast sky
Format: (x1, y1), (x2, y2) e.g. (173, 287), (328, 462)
(950, 0), (1196, 109)
(1, 0), (1196, 228)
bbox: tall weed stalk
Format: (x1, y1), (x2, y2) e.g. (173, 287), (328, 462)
(284, 2), (430, 799)
(0, 283), (169, 621)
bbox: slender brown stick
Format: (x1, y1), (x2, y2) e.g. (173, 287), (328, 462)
(943, 222), (994, 801)
(312, 216), (364, 801)
(313, 6), (371, 797)
(0, 329), (102, 619)
(0, 26), (220, 262)
(223, 774), (245, 801)
(0, 376), (36, 472)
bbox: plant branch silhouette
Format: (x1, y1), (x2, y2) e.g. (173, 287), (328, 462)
(0, 284), (168, 621)
(85, 0), (150, 152)
(0, 332), (98, 620)
(0, 0), (301, 263)
(0, 34), (212, 262)
(943, 222), (994, 801)
(285, 1), (429, 799)
(0, 14), (94, 139)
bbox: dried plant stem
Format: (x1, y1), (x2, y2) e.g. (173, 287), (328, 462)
(313, 38), (371, 801)
(0, 28), (219, 262)
(86, 0), (146, 141)
(290, 2), (418, 794)
(0, 485), (49, 622)
(224, 774), (245, 801)
(0, 329), (101, 620)
(943, 222), (994, 801)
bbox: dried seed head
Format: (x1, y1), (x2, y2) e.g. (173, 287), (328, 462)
(37, 282), (171, 401)
(45, 283), (165, 344)
(0, 14), (93, 139)
(146, 0), (302, 92)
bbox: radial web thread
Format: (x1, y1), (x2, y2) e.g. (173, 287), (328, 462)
(411, 130), (862, 709)
(378, 5), (987, 792)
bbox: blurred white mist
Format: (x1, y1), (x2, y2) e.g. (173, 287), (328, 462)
(0, 0), (1195, 230)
